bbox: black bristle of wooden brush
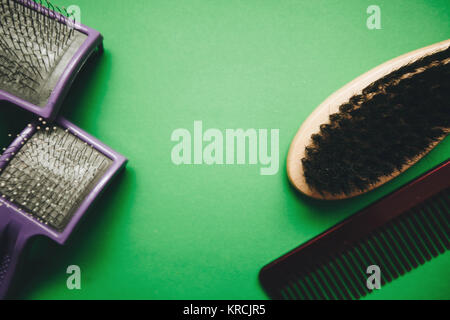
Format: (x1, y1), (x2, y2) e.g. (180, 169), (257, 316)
(302, 46), (450, 196)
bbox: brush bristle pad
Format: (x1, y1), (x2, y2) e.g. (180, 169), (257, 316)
(0, 126), (112, 230)
(0, 0), (86, 106)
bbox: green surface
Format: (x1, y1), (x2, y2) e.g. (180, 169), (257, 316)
(1, 0), (449, 299)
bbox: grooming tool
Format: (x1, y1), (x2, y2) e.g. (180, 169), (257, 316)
(260, 160), (449, 300)
(0, 118), (127, 298)
(287, 40), (450, 200)
(0, 0), (103, 120)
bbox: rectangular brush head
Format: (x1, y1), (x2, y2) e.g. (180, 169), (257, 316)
(0, 118), (127, 243)
(0, 0), (103, 120)
(260, 160), (450, 300)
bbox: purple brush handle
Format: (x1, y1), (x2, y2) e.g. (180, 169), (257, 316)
(0, 212), (37, 299)
(0, 118), (128, 298)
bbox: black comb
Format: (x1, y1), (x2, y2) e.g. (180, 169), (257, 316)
(260, 160), (450, 300)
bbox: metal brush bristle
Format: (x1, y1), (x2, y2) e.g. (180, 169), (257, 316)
(0, 0), (84, 106)
(0, 125), (112, 230)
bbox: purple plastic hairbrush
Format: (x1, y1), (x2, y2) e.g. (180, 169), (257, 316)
(0, 117), (127, 299)
(0, 0), (103, 120)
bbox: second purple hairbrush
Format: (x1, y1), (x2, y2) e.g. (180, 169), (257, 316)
(0, 118), (127, 299)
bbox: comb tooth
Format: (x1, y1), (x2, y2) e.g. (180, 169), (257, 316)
(351, 244), (370, 272)
(439, 190), (450, 212)
(312, 264), (345, 300)
(315, 263), (344, 300)
(421, 200), (449, 249)
(326, 260), (353, 300)
(295, 283), (311, 300)
(378, 230), (404, 279)
(307, 265), (336, 300)
(281, 272), (304, 300)
(429, 200), (450, 248)
(380, 226), (410, 274)
(389, 221), (419, 269)
(286, 283), (300, 300)
(301, 271), (324, 300)
(297, 264), (325, 300)
(295, 280), (312, 300)
(329, 261), (357, 299)
(295, 277), (313, 300)
(340, 250), (370, 297)
(359, 239), (391, 284)
(283, 282), (297, 300)
(366, 232), (398, 280)
(402, 214), (433, 261)
(285, 285), (298, 300)
(408, 210), (439, 257)
(315, 258), (345, 300)
(312, 270), (335, 300)
(337, 259), (365, 299)
(299, 266), (326, 300)
(293, 283), (308, 300)
(347, 246), (373, 288)
(395, 218), (426, 265)
(414, 206), (446, 254)
(279, 287), (289, 300)
(330, 255), (361, 299)
(356, 242), (388, 285)
(434, 194), (450, 228)
(292, 274), (313, 300)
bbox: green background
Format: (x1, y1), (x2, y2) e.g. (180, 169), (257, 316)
(0, 0), (449, 299)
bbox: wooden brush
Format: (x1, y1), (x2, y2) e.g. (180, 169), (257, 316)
(287, 40), (449, 200)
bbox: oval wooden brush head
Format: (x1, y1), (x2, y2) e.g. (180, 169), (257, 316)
(287, 39), (450, 200)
